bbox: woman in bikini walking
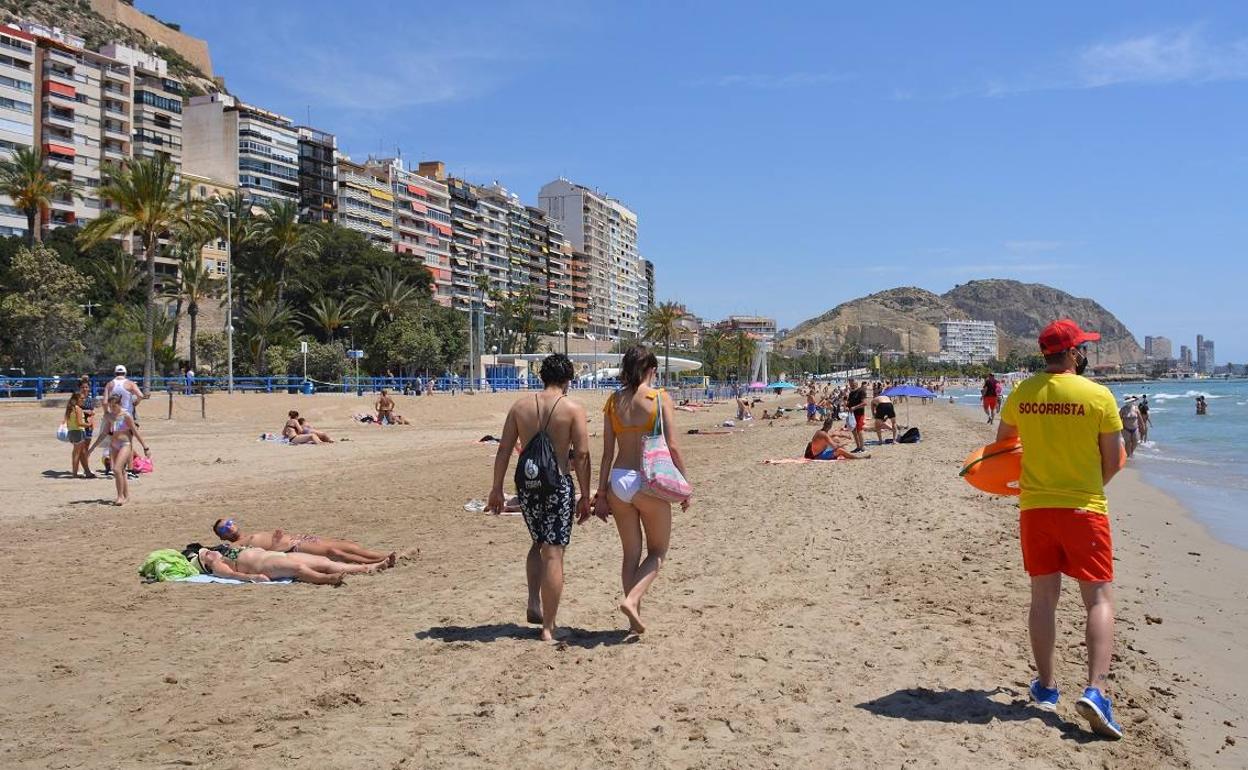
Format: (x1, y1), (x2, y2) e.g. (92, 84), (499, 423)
(593, 346), (690, 634)
(88, 393), (149, 505)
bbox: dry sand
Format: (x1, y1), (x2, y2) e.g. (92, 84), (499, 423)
(0, 389), (1243, 768)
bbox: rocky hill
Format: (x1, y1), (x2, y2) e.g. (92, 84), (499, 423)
(0, 0), (218, 94)
(779, 280), (1143, 365)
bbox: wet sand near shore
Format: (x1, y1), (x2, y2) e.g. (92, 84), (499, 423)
(0, 391), (1241, 768)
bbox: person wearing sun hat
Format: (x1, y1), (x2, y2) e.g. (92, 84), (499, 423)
(994, 319), (1127, 740)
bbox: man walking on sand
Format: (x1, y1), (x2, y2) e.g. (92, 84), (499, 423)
(486, 354), (592, 641)
(996, 319), (1127, 740)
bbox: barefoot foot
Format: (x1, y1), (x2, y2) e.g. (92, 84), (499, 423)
(619, 599), (645, 634)
(526, 606), (543, 625)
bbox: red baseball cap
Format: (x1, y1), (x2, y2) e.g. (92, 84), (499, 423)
(1038, 319), (1100, 355)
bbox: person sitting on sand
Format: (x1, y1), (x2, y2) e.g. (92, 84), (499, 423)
(212, 518), (397, 566)
(374, 389), (410, 425)
(282, 410), (322, 445)
(296, 417), (334, 443)
(183, 543), (386, 585)
(804, 418), (871, 460)
(871, 394), (899, 445)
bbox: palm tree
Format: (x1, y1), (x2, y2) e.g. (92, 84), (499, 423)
(352, 267), (421, 327)
(642, 301), (686, 385)
(177, 254), (220, 372)
(78, 154), (189, 390)
(557, 306), (574, 355)
(302, 295), (357, 341)
(254, 198), (320, 303)
(241, 299), (294, 375)
(699, 328), (725, 380)
(0, 146), (79, 246)
(95, 252), (143, 309)
(732, 329), (755, 382)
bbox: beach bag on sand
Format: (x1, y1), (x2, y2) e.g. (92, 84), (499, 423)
(515, 395), (564, 496)
(641, 391), (692, 503)
(132, 455), (154, 474)
(56, 422), (70, 442)
(898, 426), (921, 444)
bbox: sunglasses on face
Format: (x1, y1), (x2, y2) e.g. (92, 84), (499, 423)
(215, 519), (235, 537)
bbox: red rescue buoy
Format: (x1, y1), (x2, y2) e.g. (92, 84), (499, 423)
(960, 437), (1022, 496)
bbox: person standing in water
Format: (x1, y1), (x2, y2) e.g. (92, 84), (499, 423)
(996, 319), (1127, 740)
(1137, 395), (1150, 443)
(594, 346), (691, 634)
(486, 354), (591, 642)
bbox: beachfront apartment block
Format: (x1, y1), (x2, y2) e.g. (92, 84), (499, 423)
(1197, 335), (1215, 374)
(939, 319), (999, 364)
(717, 315), (778, 342)
(0, 25), (36, 238)
(1144, 335), (1173, 360)
(99, 43), (183, 171)
(539, 178), (643, 339)
(643, 258), (655, 312)
(296, 125), (337, 224)
(183, 93), (299, 207)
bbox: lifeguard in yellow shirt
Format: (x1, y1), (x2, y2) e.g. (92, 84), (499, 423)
(996, 319), (1127, 740)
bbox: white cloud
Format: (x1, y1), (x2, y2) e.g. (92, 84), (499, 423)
(689, 72), (855, 90)
(1076, 27), (1248, 87)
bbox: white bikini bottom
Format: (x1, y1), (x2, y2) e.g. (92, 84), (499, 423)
(609, 468), (643, 504)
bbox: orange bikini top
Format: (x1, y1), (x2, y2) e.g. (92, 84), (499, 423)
(604, 389), (659, 434)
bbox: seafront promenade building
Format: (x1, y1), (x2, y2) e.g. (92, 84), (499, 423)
(0, 24), (37, 238)
(938, 319), (998, 364)
(1197, 335), (1215, 374)
(183, 92), (299, 206)
(717, 315), (778, 342)
(538, 178), (643, 338)
(1144, 335), (1173, 361)
(296, 125), (336, 223)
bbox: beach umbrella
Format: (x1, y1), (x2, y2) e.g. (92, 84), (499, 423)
(747, 381), (767, 390)
(766, 381), (798, 390)
(881, 384), (937, 426)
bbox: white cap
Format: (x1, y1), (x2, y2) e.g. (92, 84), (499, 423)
(114, 365), (127, 375)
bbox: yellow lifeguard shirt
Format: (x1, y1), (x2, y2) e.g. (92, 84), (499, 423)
(1000, 373), (1123, 514)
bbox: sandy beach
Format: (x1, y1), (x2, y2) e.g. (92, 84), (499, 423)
(0, 390), (1243, 768)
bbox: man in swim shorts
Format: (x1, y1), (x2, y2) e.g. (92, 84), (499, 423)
(996, 319), (1127, 740)
(845, 379), (868, 453)
(870, 394), (898, 444)
(213, 518), (395, 566)
(982, 373), (1000, 424)
(485, 354), (591, 641)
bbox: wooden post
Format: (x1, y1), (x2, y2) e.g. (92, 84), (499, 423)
(167, 390), (173, 420)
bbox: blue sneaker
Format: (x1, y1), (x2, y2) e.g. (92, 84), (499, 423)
(1029, 679), (1060, 711)
(1075, 687), (1124, 740)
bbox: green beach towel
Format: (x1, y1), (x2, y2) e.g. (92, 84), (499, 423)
(139, 549), (201, 582)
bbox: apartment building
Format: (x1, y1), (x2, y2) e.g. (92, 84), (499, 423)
(183, 92), (299, 206)
(715, 315), (777, 341)
(0, 25), (35, 237)
(99, 43), (182, 169)
(938, 319), (998, 364)
(296, 125), (336, 223)
(538, 178), (643, 338)
(1197, 335), (1215, 374)
(335, 155), (390, 246)
(642, 258), (655, 312)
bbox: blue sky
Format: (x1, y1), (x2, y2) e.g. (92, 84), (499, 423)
(144, 1), (1247, 361)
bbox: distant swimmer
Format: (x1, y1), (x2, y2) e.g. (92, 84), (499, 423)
(1196, 395), (1208, 415)
(996, 319), (1127, 741)
(804, 418), (870, 460)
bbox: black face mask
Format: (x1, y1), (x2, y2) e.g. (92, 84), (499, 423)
(1074, 351), (1089, 375)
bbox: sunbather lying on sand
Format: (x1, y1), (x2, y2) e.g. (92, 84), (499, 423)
(213, 518), (396, 565)
(296, 417), (333, 443)
(183, 543), (387, 585)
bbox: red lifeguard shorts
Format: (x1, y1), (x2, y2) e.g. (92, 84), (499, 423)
(1019, 508), (1114, 582)
(983, 396), (998, 410)
(854, 411), (865, 431)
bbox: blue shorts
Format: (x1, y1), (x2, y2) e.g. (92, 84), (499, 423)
(814, 448), (837, 461)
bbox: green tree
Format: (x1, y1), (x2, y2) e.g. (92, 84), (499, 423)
(302, 295), (357, 341)
(78, 155), (191, 389)
(372, 315), (442, 375)
(95, 251), (144, 310)
(175, 254), (220, 372)
(254, 198), (320, 303)
(0, 246), (88, 372)
(304, 339), (348, 382)
(240, 299), (295, 375)
(642, 300), (686, 385)
(352, 267), (422, 328)
(195, 331), (227, 374)
(699, 328), (726, 380)
(0, 147), (79, 246)
(557, 306), (574, 355)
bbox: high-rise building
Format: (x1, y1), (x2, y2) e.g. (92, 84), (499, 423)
(184, 93), (299, 206)
(939, 319), (998, 363)
(1198, 337), (1215, 374)
(538, 178), (642, 338)
(0, 25), (37, 238)
(1180, 345), (1192, 369)
(1144, 336), (1155, 357)
(1150, 336), (1172, 361)
(100, 43), (183, 170)
(295, 125), (336, 223)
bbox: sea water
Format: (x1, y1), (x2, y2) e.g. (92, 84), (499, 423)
(946, 379), (1248, 550)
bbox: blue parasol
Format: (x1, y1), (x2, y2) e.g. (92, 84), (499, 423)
(766, 381), (798, 390)
(880, 384), (936, 426)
